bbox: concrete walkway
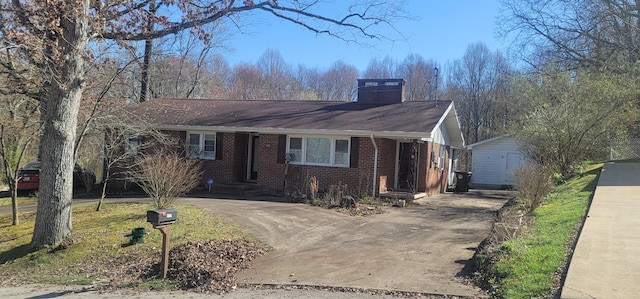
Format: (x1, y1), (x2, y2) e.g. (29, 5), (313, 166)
(561, 162), (640, 299)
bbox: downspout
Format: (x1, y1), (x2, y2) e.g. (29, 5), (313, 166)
(370, 134), (378, 198)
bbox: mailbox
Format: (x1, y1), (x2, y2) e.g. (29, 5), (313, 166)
(146, 209), (178, 225)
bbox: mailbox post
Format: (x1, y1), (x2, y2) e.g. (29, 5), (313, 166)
(146, 209), (177, 279)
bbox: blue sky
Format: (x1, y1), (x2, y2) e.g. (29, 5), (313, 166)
(224, 1), (505, 71)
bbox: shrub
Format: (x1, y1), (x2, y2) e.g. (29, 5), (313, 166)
(323, 182), (347, 207)
(308, 176), (319, 200)
(131, 150), (202, 209)
(514, 163), (553, 213)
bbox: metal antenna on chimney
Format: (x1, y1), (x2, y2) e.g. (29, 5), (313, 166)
(434, 67), (439, 107)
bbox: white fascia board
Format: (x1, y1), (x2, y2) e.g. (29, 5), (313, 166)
(430, 102), (465, 147)
(466, 134), (510, 150)
(156, 125), (432, 140)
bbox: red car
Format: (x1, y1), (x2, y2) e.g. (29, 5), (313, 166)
(17, 161), (96, 191)
(17, 161), (40, 190)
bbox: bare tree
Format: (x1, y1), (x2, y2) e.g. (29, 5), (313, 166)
(146, 23), (231, 99)
(291, 64), (321, 100)
(0, 45), (43, 226)
(447, 43), (512, 143)
(499, 0), (640, 70)
(317, 60), (359, 101)
(0, 0), (407, 248)
(203, 54), (232, 99)
(257, 49), (295, 100)
(229, 63), (266, 100)
(397, 54), (439, 101)
(96, 113), (171, 211)
(362, 55), (397, 79)
(0, 95), (41, 225)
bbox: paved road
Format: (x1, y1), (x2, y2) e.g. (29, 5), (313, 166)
(1, 190), (511, 298)
(561, 163), (640, 299)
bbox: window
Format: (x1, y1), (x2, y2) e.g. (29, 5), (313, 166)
(306, 137), (331, 164)
(203, 134), (216, 158)
(288, 137), (302, 162)
(188, 133), (200, 157)
(287, 136), (349, 167)
(334, 139), (349, 165)
(126, 136), (141, 155)
(187, 132), (216, 159)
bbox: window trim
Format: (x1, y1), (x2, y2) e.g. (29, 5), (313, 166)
(439, 144), (446, 170)
(187, 131), (217, 160)
(286, 135), (350, 167)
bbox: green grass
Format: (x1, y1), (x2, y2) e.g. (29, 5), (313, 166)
(0, 202), (259, 286)
(490, 163), (601, 298)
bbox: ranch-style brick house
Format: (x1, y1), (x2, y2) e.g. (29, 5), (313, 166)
(126, 79), (465, 197)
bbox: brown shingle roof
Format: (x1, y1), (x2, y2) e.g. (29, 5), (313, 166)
(126, 98), (456, 139)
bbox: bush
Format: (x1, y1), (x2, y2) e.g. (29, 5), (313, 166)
(514, 164), (553, 213)
(131, 150), (202, 209)
(308, 176), (319, 200)
(323, 182), (347, 207)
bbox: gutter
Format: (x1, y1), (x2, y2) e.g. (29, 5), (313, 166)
(156, 124), (432, 140)
(370, 134), (378, 198)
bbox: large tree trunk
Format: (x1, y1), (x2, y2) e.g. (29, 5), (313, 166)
(30, 1), (89, 249)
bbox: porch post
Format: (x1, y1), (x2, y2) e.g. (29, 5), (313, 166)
(370, 134), (378, 198)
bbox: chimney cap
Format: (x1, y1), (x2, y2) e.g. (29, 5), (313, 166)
(357, 79), (405, 87)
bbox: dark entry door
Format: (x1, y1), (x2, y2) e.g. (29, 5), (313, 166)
(249, 135), (259, 180)
(398, 142), (414, 191)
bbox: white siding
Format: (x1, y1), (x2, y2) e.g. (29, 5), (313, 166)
(470, 137), (528, 186)
(431, 122), (450, 146)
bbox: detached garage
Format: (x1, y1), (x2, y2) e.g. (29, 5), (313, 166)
(467, 135), (529, 189)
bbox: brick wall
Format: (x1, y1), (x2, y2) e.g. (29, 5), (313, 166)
(374, 138), (397, 191)
(161, 131), (451, 197)
(253, 135), (453, 197)
(256, 136), (401, 197)
(198, 132), (238, 187)
(422, 142), (450, 196)
(256, 134), (287, 193)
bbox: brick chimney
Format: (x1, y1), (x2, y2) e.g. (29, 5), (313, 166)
(357, 79), (405, 105)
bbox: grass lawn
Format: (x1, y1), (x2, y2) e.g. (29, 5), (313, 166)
(0, 202), (258, 288)
(490, 163), (602, 298)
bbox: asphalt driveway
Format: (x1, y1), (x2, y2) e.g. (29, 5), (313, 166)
(182, 190), (511, 297)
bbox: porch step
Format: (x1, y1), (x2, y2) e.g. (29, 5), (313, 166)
(207, 182), (269, 196)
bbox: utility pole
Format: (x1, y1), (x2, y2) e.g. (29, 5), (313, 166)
(434, 67), (439, 107)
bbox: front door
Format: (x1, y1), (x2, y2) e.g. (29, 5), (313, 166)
(397, 142), (415, 191)
(248, 135), (259, 181)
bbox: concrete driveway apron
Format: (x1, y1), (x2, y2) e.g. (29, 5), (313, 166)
(181, 191), (510, 297)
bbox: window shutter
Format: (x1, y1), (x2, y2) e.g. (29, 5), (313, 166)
(215, 132), (223, 160)
(350, 137), (359, 168)
(179, 131), (187, 157)
(277, 134), (287, 164)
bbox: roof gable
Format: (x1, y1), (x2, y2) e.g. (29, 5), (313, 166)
(431, 102), (465, 148)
